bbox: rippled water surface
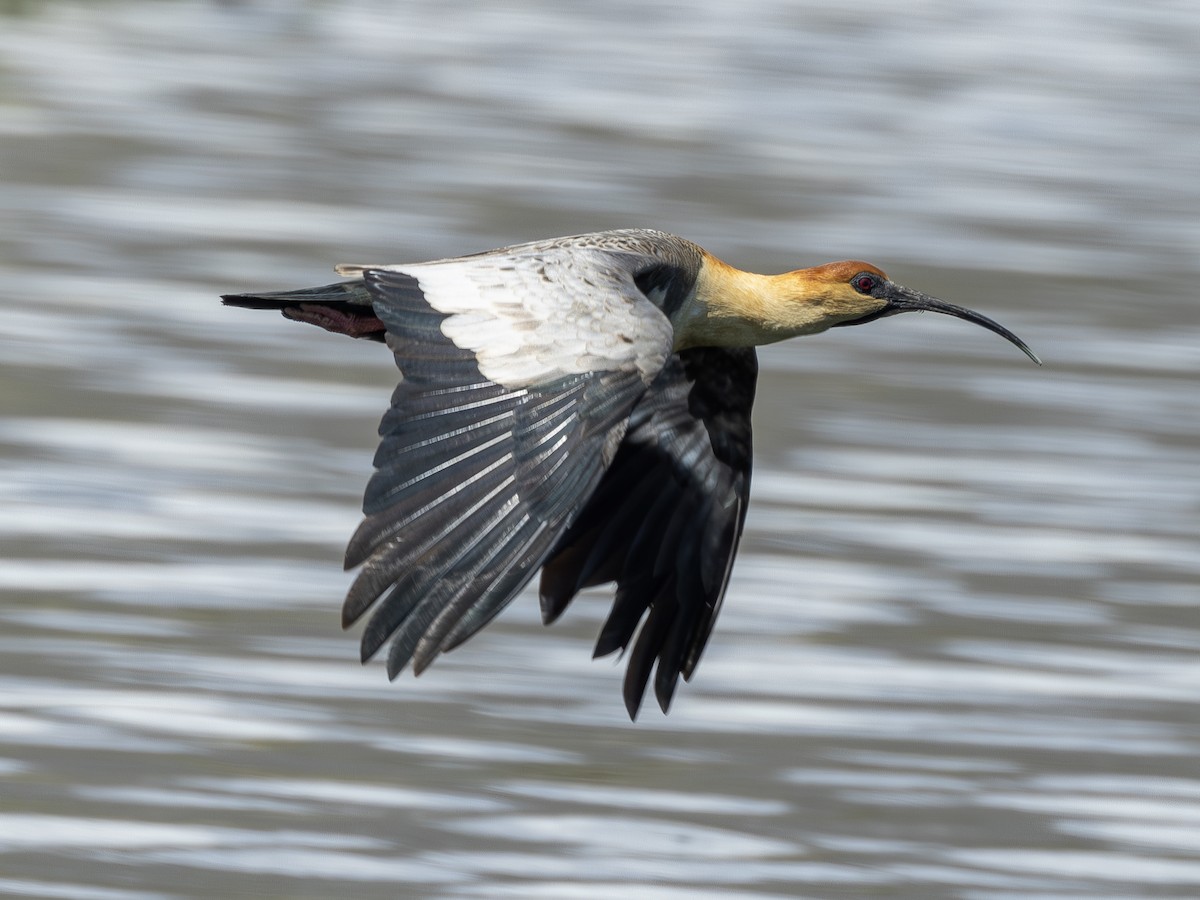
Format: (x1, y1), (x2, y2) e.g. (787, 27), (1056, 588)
(1, 1), (1198, 897)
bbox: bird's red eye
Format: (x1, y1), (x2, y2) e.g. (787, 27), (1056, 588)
(853, 274), (878, 294)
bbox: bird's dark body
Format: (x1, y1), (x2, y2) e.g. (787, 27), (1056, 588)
(224, 232), (754, 717)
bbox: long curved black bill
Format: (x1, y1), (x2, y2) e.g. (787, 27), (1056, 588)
(838, 282), (1041, 365)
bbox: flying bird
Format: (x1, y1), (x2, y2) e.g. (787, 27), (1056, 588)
(222, 229), (1039, 718)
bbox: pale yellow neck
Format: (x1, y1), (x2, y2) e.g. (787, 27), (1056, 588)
(673, 256), (820, 350)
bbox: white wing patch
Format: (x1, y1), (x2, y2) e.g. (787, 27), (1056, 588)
(339, 248), (673, 390)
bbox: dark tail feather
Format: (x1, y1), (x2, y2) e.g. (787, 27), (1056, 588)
(221, 281), (386, 340)
(221, 280), (371, 309)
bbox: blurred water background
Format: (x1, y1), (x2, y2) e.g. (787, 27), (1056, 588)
(1, 1), (1198, 897)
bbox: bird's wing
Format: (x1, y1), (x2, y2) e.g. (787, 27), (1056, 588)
(538, 346), (758, 718)
(337, 237), (676, 389)
(340, 245), (677, 681)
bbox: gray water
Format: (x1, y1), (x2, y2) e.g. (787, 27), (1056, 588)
(1, 1), (1198, 898)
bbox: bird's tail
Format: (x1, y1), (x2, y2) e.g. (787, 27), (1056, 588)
(221, 281), (386, 340)
(220, 280), (375, 310)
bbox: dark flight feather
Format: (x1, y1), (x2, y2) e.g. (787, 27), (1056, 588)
(342, 269), (652, 678)
(539, 346), (757, 717)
